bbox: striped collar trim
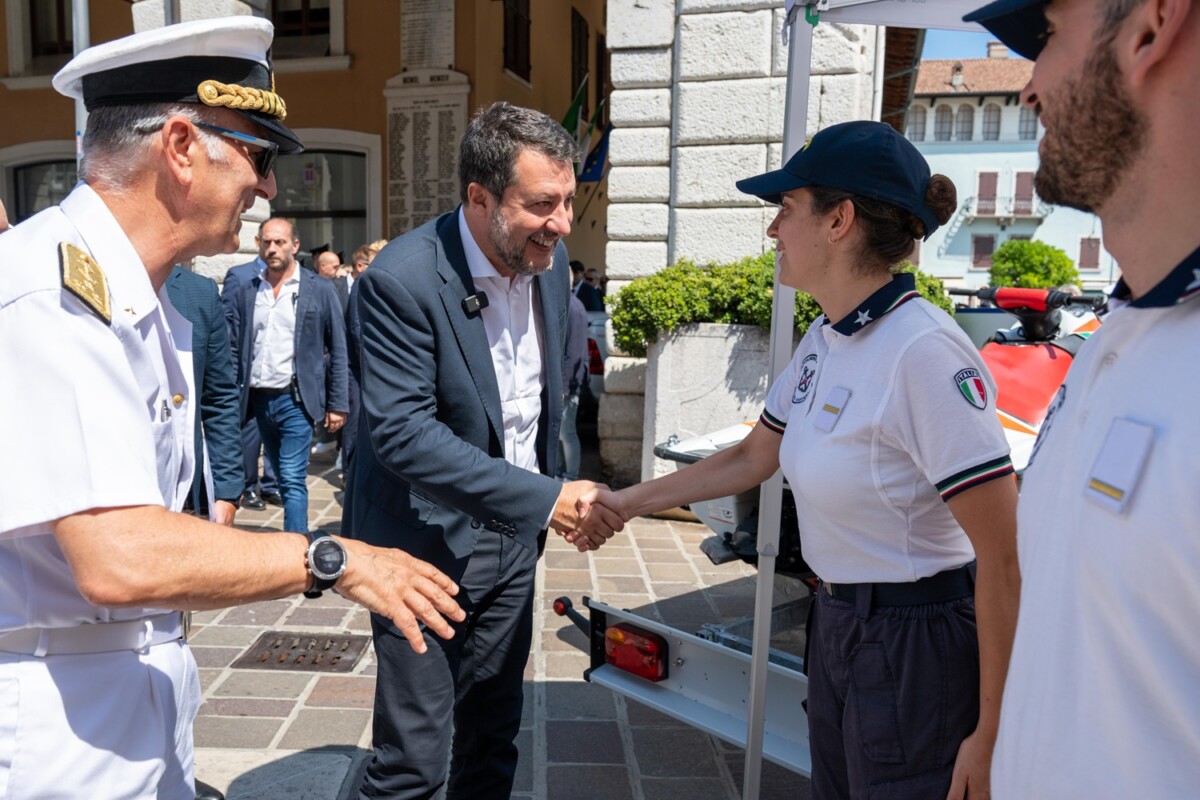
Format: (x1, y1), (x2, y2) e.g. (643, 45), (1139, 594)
(829, 272), (921, 336)
(1110, 245), (1200, 309)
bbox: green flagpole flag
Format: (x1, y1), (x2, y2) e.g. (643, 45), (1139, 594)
(577, 98), (605, 169)
(561, 74), (588, 141)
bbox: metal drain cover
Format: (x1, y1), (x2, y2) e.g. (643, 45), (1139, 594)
(231, 631), (370, 673)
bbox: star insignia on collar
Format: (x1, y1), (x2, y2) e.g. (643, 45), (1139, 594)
(1186, 267), (1200, 293)
(854, 309), (872, 327)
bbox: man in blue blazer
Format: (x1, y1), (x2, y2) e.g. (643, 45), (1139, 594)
(221, 252), (279, 509)
(344, 102), (625, 799)
(166, 267), (244, 525)
(228, 217), (348, 533)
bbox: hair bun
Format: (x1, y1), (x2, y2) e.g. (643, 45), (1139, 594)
(924, 174), (957, 226)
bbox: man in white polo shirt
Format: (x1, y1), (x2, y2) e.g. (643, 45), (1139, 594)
(965, 0), (1200, 796)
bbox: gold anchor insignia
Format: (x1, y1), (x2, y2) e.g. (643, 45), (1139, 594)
(59, 242), (111, 325)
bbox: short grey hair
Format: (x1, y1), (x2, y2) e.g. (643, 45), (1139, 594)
(79, 103), (227, 190)
(457, 102), (578, 203)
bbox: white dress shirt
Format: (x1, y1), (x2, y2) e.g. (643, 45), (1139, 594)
(248, 266), (299, 390)
(458, 210), (545, 473)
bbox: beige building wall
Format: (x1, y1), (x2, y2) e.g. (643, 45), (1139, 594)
(0, 0), (608, 270)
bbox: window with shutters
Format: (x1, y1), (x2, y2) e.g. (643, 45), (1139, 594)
(13, 159), (76, 222)
(1014, 171), (1035, 215)
(956, 104), (974, 141)
(1079, 237), (1101, 270)
(934, 106), (953, 141)
(1019, 106), (1039, 140)
(26, 0), (72, 74)
(972, 235), (996, 269)
(504, 0), (532, 81)
(271, 0), (331, 59)
(595, 33), (608, 127)
(571, 9), (589, 122)
(982, 103), (1001, 141)
(906, 106), (927, 142)
(976, 172), (998, 215)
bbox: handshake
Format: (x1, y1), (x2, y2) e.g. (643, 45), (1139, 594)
(550, 480), (631, 553)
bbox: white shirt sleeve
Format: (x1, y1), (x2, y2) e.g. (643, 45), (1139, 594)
(881, 328), (1013, 501)
(761, 325), (821, 434)
(0, 291), (162, 535)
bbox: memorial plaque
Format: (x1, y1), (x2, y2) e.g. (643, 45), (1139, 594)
(384, 70), (470, 238)
(401, 0), (455, 71)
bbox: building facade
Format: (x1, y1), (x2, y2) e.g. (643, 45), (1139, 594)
(0, 0), (610, 276)
(906, 44), (1117, 290)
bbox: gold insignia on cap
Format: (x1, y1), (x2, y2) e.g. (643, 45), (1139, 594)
(59, 242), (111, 325)
(197, 79), (287, 120)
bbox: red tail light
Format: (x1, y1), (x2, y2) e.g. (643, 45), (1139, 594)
(588, 338), (604, 375)
(605, 623), (669, 682)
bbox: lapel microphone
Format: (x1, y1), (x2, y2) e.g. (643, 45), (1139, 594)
(462, 292), (490, 316)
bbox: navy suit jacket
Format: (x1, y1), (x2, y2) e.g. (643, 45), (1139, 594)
(165, 267), (245, 506)
(227, 265), (349, 423)
(342, 209), (569, 576)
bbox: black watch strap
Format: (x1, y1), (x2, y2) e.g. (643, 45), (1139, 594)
(303, 530), (342, 599)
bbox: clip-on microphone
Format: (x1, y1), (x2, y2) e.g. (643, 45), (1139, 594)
(462, 292), (490, 316)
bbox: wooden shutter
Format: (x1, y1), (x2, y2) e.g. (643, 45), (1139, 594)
(1014, 172), (1034, 215)
(977, 172), (998, 215)
(1079, 237), (1101, 270)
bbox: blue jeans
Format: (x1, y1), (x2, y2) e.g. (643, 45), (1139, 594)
(252, 390), (313, 533)
(557, 393), (581, 481)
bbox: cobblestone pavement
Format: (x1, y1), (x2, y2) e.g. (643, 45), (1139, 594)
(192, 455), (811, 799)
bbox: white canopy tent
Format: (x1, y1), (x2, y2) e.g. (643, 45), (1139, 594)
(743, 3), (990, 797)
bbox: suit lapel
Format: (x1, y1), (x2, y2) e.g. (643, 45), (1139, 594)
(435, 211), (506, 446)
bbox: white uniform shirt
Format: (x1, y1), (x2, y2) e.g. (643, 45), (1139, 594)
(761, 274), (1012, 584)
(458, 210), (544, 473)
(248, 266), (299, 390)
(0, 184), (195, 632)
(993, 250), (1200, 798)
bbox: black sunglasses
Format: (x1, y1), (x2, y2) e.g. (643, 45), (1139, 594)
(195, 121), (279, 179)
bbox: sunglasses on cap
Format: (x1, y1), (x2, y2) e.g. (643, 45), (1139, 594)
(195, 121), (279, 179)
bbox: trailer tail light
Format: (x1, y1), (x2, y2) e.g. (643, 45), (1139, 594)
(605, 623), (669, 682)
(588, 338), (604, 375)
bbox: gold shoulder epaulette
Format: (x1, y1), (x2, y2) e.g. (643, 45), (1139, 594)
(59, 242), (111, 325)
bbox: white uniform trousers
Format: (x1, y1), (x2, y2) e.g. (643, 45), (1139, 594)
(0, 640), (200, 799)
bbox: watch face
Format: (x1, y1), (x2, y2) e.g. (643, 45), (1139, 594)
(311, 539), (345, 580)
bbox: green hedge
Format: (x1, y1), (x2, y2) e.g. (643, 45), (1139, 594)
(609, 252), (953, 358)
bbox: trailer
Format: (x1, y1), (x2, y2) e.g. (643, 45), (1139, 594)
(556, 3), (994, 797)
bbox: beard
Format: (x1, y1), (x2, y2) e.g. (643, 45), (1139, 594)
(1034, 39), (1145, 213)
(488, 208), (552, 277)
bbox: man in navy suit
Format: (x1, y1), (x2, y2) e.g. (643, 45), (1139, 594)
(344, 102), (626, 799)
(228, 217), (348, 533)
(221, 250), (279, 510)
(166, 267), (244, 525)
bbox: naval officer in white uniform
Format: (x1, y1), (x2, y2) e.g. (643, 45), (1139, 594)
(0, 17), (464, 798)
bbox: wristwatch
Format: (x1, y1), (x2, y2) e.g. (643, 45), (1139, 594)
(303, 530), (347, 599)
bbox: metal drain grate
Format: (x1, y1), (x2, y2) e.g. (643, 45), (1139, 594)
(231, 631), (370, 673)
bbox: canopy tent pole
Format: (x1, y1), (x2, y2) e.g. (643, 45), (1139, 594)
(741, 11), (813, 798)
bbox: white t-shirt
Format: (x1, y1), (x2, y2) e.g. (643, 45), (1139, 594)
(0, 184), (194, 631)
(993, 251), (1200, 798)
(761, 274), (1012, 584)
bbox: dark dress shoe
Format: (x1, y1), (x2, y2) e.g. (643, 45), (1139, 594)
(240, 490), (266, 511)
(194, 779), (225, 800)
(261, 489), (284, 507)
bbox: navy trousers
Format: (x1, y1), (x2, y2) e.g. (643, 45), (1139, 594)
(360, 529), (536, 800)
(806, 586), (979, 800)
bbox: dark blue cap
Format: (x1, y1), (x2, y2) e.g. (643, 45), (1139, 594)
(963, 0), (1049, 61)
(735, 120), (941, 240)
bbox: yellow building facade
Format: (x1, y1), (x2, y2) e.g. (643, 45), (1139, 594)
(0, 0), (609, 270)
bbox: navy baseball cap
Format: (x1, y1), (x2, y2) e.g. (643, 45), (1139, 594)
(963, 0), (1050, 61)
(736, 120), (941, 239)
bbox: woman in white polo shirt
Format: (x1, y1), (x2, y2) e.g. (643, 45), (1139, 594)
(590, 121), (1019, 799)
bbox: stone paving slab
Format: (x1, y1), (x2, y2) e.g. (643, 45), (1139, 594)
(192, 460), (812, 799)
